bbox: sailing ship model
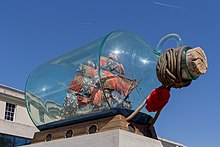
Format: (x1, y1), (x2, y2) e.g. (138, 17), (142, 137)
(61, 53), (137, 118)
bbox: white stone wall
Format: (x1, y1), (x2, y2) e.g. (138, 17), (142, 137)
(0, 96), (34, 126)
(0, 119), (38, 139)
(0, 101), (6, 119)
(0, 84), (38, 139)
(15, 105), (34, 126)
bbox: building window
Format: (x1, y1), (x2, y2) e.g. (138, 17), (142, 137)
(4, 103), (16, 121)
(0, 133), (32, 146)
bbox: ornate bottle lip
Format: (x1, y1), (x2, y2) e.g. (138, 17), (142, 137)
(182, 46), (199, 80)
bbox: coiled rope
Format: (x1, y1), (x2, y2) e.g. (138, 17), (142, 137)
(156, 46), (192, 89)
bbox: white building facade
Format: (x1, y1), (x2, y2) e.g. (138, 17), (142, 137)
(0, 84), (38, 146)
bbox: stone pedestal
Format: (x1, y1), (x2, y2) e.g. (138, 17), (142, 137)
(21, 129), (163, 147)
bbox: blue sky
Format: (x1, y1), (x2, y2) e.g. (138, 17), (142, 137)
(0, 1), (219, 146)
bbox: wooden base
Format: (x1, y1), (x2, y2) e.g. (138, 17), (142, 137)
(32, 114), (157, 143)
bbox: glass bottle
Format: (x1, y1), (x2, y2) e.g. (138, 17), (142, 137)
(25, 30), (182, 129)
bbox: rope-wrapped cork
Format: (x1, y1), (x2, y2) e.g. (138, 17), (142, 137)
(126, 46), (208, 125)
(156, 46), (208, 88)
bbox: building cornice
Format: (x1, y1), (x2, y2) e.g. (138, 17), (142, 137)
(0, 84), (25, 106)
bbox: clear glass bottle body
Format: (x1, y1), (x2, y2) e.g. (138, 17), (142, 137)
(25, 31), (160, 129)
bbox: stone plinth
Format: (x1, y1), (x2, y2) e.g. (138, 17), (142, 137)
(21, 129), (163, 147)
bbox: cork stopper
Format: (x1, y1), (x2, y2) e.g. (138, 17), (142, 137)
(186, 47), (208, 77)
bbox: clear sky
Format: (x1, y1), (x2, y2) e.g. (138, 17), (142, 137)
(0, 1), (218, 146)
